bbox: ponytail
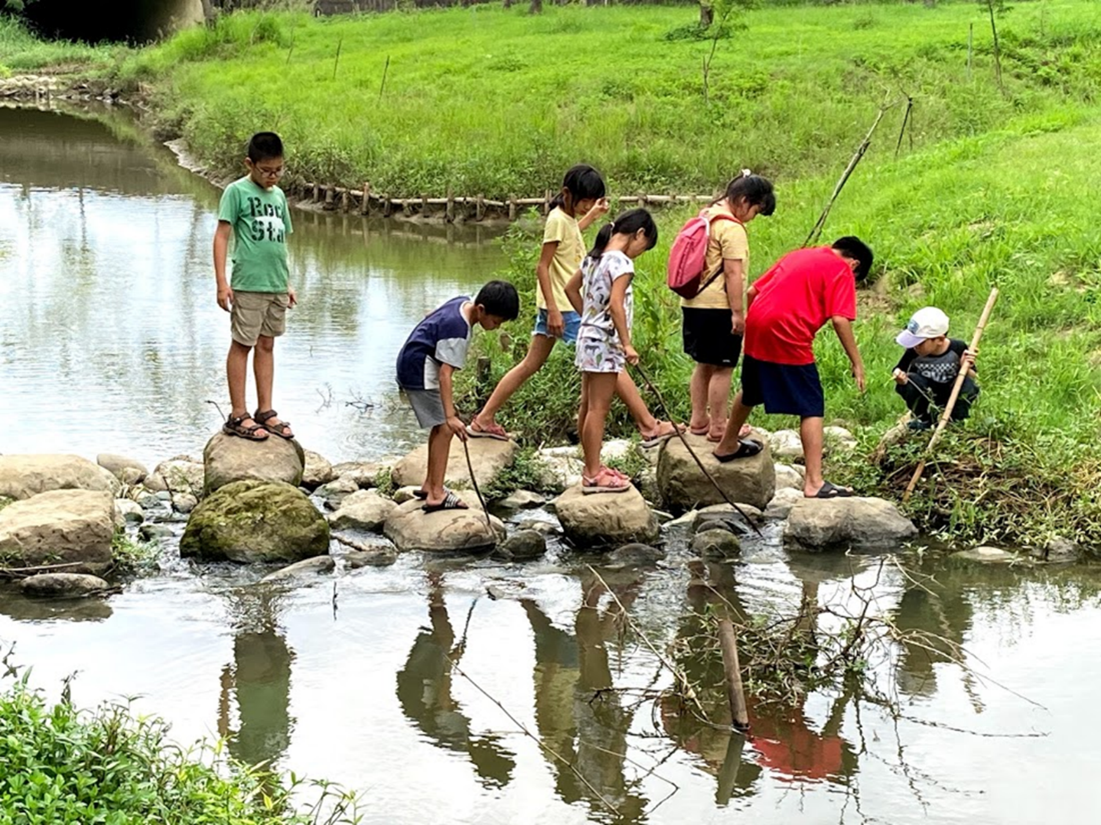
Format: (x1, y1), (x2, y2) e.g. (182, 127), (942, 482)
(585, 208), (658, 261)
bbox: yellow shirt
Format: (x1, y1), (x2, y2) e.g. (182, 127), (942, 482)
(538, 207), (584, 311)
(681, 204), (749, 310)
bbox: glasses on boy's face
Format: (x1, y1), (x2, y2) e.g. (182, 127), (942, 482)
(256, 165), (284, 178)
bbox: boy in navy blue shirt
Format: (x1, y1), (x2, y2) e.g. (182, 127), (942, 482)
(396, 281), (519, 512)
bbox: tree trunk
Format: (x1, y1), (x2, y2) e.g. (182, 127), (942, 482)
(529, 0), (542, 13)
(700, 2), (713, 28)
(503, 0), (512, 8)
(200, 0), (217, 26)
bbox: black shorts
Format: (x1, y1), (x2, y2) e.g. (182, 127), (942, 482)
(740, 354), (825, 418)
(682, 307), (743, 367)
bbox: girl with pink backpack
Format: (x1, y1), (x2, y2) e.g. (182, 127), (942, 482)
(671, 173), (775, 442)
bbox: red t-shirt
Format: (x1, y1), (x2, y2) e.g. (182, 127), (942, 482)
(743, 246), (857, 366)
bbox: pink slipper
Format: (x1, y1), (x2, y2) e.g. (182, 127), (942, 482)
(466, 419), (509, 441)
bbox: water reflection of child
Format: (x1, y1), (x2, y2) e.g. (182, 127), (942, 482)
(892, 306), (979, 431)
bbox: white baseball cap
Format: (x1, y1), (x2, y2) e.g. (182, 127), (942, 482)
(896, 307), (949, 348)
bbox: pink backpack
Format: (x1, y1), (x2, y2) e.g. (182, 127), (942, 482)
(666, 210), (740, 299)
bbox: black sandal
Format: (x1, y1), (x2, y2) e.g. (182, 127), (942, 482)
(811, 481), (854, 499)
(422, 491), (469, 513)
(223, 415), (269, 441)
(414, 486), (454, 500)
(254, 409), (294, 440)
(713, 439), (764, 463)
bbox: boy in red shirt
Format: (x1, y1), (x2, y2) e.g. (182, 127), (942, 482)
(711, 237), (873, 499)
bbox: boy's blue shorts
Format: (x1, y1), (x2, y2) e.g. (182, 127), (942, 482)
(740, 354), (825, 418)
(533, 309), (581, 344)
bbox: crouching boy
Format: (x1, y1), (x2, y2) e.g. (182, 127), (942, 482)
(395, 281), (520, 512)
(893, 306), (979, 430)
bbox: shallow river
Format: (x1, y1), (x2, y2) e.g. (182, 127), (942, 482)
(1, 106), (1100, 825)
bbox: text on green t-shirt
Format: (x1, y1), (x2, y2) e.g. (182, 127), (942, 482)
(218, 176), (294, 293)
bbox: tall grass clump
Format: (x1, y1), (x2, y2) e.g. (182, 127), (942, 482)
(0, 15), (119, 70)
(0, 656), (361, 824)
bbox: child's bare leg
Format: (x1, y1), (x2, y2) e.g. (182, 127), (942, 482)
(800, 417), (834, 497)
(226, 341), (264, 430)
(577, 374), (590, 445)
(713, 391), (754, 456)
(706, 366), (734, 436)
(424, 424), (453, 505)
(473, 335), (556, 428)
(581, 373), (618, 477)
(614, 371), (661, 435)
(689, 364), (714, 431)
(253, 335), (292, 436)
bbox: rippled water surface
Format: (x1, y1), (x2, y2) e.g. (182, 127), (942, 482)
(1, 106), (1100, 825)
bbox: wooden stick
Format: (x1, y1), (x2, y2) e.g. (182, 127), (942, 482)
(631, 363), (762, 536)
(904, 287), (999, 500)
(716, 617), (750, 731)
(804, 102), (894, 247)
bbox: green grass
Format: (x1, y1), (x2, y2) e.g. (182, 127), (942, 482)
(0, 660), (361, 824)
(99, 0), (1101, 197)
(0, 15), (120, 71)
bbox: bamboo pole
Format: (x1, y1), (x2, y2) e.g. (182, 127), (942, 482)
(904, 287), (999, 500)
(717, 617), (750, 731)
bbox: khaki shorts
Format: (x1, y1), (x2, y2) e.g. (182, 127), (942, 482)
(231, 291), (290, 346)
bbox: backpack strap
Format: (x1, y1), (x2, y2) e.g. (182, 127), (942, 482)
(697, 211), (743, 293)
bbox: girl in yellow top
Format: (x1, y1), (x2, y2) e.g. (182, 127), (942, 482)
(468, 164), (680, 446)
(682, 173), (775, 441)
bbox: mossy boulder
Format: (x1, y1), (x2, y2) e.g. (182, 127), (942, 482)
(180, 480), (329, 563)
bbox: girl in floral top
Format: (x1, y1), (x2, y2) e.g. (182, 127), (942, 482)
(565, 209), (659, 494)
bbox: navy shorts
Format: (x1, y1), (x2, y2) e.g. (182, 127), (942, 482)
(740, 355), (825, 418)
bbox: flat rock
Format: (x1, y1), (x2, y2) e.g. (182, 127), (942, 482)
(0, 490), (115, 574)
(114, 499), (144, 524)
(392, 439), (518, 490)
(383, 496), (505, 553)
(952, 545), (1016, 563)
(1036, 537), (1080, 562)
(97, 454), (148, 484)
(138, 523), (174, 542)
(657, 433), (775, 511)
(392, 486), (420, 505)
(534, 446), (584, 492)
(764, 487), (805, 520)
(499, 490), (546, 510)
(495, 529), (547, 560)
(554, 484), (659, 548)
(302, 451), (335, 490)
(769, 430), (804, 459)
(344, 548), (398, 568)
(693, 503), (763, 534)
(180, 480), (330, 564)
(261, 555), (335, 582)
(145, 458), (204, 496)
(315, 476), (360, 508)
(173, 493), (198, 514)
(690, 529), (741, 559)
(774, 463), (804, 491)
(20, 573), (111, 598)
(331, 461), (383, 488)
(823, 426), (858, 453)
(786, 496), (917, 549)
(203, 431), (305, 495)
(0, 454), (118, 500)
(606, 542), (663, 567)
(328, 490), (396, 533)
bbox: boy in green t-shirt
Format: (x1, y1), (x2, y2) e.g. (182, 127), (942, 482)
(213, 132), (296, 441)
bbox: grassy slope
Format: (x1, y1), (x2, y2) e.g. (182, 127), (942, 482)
(103, 1), (1101, 196)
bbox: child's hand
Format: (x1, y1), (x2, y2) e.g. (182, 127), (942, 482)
(589, 197), (610, 219)
(852, 363), (866, 393)
(961, 349), (976, 369)
(892, 368), (909, 385)
(288, 287), (298, 308)
(217, 284), (234, 312)
(730, 309), (745, 335)
(447, 415), (468, 441)
(547, 308), (565, 338)
(624, 345), (640, 365)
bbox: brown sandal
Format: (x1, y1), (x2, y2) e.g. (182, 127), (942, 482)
(224, 415), (269, 441)
(254, 409), (294, 440)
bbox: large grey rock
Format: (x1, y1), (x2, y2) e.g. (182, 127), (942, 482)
(786, 496), (917, 549)
(769, 430), (804, 459)
(329, 490), (396, 533)
(145, 457), (204, 496)
(554, 484), (659, 548)
(774, 463), (804, 491)
(0, 490), (115, 574)
(20, 573), (111, 598)
(302, 451), (335, 490)
(606, 543), (663, 567)
(764, 487), (805, 520)
(823, 426), (858, 453)
(495, 529), (547, 560)
(173, 493), (198, 514)
(657, 433), (775, 511)
(97, 454), (149, 484)
(261, 555), (335, 582)
(202, 432), (305, 495)
(692, 503), (763, 535)
(344, 548), (398, 568)
(534, 446), (584, 493)
(383, 496), (505, 553)
(1037, 537), (1081, 563)
(315, 476), (360, 508)
(391, 438), (518, 490)
(499, 490), (546, 510)
(331, 461), (383, 488)
(138, 523), (174, 542)
(0, 454), (118, 500)
(691, 529), (742, 559)
(180, 480), (330, 564)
